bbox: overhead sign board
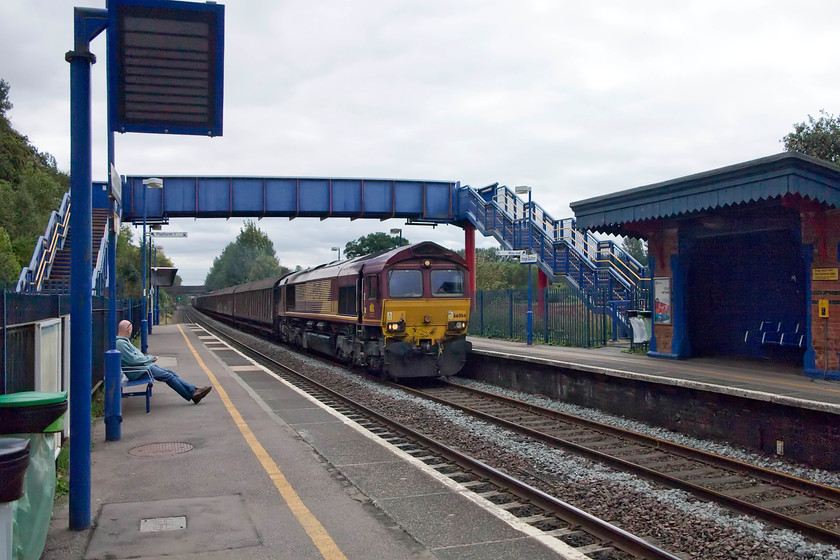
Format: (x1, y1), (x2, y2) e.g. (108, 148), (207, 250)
(150, 231), (188, 238)
(520, 254), (539, 264)
(108, 0), (225, 137)
(498, 250), (525, 257)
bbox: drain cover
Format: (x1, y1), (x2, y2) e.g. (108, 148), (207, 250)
(129, 442), (194, 457)
(140, 516), (187, 532)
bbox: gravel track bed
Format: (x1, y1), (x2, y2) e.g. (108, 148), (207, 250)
(195, 315), (840, 560)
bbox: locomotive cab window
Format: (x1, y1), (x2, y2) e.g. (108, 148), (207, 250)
(388, 270), (423, 297)
(431, 269), (464, 296)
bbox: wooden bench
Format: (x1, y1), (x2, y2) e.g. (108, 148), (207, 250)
(744, 321), (805, 348)
(121, 366), (154, 413)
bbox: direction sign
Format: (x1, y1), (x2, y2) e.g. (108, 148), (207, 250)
(150, 231), (188, 238)
(520, 254), (539, 264)
(498, 250), (526, 257)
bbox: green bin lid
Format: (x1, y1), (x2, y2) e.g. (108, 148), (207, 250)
(0, 391), (68, 407)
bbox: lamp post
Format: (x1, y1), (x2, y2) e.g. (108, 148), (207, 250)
(331, 246), (341, 260)
(141, 177), (163, 353)
(515, 185), (533, 345)
(390, 228), (403, 246)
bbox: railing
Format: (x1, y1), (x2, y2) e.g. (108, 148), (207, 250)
(91, 224), (109, 296)
(460, 185), (649, 305)
(16, 192), (71, 293)
(471, 287), (610, 347)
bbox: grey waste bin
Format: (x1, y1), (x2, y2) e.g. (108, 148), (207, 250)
(0, 391), (67, 560)
(0, 438), (30, 560)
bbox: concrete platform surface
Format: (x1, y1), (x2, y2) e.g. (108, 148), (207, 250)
(468, 337), (840, 410)
(42, 324), (582, 560)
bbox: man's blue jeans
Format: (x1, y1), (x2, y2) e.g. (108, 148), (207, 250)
(149, 364), (196, 401)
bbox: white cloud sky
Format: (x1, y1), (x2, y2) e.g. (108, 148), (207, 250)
(2, 0), (837, 283)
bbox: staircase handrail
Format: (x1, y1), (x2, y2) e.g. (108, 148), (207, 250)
(91, 220), (109, 294)
(15, 192), (71, 293)
(477, 184), (648, 289)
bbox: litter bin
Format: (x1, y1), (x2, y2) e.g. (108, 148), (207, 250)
(0, 392), (67, 560)
(0, 438), (30, 560)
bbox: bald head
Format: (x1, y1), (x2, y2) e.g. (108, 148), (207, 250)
(118, 320), (133, 338)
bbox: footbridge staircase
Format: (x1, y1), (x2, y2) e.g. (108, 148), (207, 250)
(459, 183), (650, 310)
(16, 185), (112, 296)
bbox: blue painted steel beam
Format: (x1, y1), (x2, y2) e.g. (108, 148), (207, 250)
(121, 177), (459, 222)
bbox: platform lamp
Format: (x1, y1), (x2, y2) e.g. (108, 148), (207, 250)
(514, 185), (533, 346)
(141, 177), (163, 353)
(331, 246), (341, 260)
(390, 228), (403, 246)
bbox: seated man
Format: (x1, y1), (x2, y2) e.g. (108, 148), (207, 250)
(116, 320), (212, 404)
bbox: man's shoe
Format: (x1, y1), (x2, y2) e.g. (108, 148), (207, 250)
(192, 386), (212, 404)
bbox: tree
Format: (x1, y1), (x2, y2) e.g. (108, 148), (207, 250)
(622, 237), (648, 266)
(0, 226), (20, 289)
(782, 110), (840, 165)
(458, 247), (530, 290)
(343, 232), (408, 259)
(0, 79), (68, 273)
(204, 221), (289, 290)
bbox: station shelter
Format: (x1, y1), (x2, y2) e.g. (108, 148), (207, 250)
(570, 152), (840, 380)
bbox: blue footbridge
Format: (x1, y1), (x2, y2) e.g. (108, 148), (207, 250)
(15, 175), (650, 330)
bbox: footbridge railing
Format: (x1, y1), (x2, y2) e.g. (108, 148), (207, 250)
(16, 192), (71, 294)
(458, 184), (650, 306)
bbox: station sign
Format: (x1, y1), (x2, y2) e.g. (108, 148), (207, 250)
(520, 254), (539, 264)
(498, 250), (525, 257)
(150, 231), (188, 238)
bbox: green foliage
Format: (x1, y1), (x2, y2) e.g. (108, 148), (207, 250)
(343, 232), (408, 258)
(205, 220), (289, 290)
(0, 79), (68, 279)
(782, 110), (840, 165)
(0, 226), (20, 289)
(458, 246), (530, 290)
(621, 237), (648, 266)
(115, 226), (180, 306)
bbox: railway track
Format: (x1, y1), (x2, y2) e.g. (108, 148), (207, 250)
(403, 380), (840, 547)
(185, 310), (681, 560)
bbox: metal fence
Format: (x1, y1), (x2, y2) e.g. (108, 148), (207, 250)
(0, 292), (141, 394)
(471, 286), (611, 347)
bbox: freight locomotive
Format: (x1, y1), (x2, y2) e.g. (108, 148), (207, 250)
(193, 242), (472, 379)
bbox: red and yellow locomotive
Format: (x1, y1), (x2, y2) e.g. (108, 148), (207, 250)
(194, 242), (471, 379)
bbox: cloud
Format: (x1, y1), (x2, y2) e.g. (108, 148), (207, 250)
(2, 0), (838, 284)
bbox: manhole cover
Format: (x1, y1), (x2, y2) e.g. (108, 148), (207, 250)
(129, 442), (194, 457)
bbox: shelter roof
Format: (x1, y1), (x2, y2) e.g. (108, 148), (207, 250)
(570, 152), (840, 235)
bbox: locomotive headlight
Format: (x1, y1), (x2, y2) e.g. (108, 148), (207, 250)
(448, 320), (467, 331)
(387, 320), (406, 333)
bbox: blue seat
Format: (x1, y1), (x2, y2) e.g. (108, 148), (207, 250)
(121, 366), (154, 413)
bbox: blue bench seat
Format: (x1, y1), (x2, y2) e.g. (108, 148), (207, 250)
(744, 321), (805, 348)
(121, 366), (154, 413)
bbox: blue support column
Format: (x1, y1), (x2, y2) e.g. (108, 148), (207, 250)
(526, 189), (533, 346)
(104, 350), (122, 441)
(141, 186), (148, 353)
(66, 6), (107, 532)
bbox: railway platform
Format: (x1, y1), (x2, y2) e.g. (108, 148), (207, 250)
(41, 323), (579, 560)
(468, 337), (840, 408)
(466, 337), (840, 471)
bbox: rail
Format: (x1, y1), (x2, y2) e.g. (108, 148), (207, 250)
(187, 308), (681, 559)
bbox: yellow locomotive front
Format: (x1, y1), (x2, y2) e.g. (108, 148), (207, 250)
(379, 261), (471, 378)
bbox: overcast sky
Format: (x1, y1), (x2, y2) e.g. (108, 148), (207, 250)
(2, 1), (837, 284)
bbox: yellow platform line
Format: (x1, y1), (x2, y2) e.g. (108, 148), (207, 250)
(177, 325), (347, 560)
